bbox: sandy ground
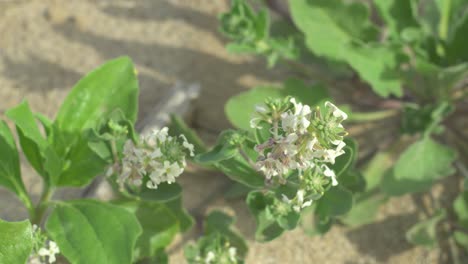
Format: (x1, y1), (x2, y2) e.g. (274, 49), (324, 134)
(0, 0), (452, 263)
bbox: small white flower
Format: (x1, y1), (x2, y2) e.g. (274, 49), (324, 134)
(38, 241), (59, 264)
(150, 148), (163, 159)
(228, 247), (237, 262)
(281, 98), (311, 134)
(277, 133), (299, 156)
(294, 189), (313, 212)
(321, 164), (338, 186)
(319, 140), (346, 164)
(256, 154), (287, 179)
(180, 135), (195, 156)
(165, 161), (184, 183)
(282, 189), (313, 212)
(325, 101), (348, 120)
(205, 251), (215, 263)
(151, 127), (169, 143)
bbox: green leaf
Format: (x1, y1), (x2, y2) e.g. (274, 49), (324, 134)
(0, 121), (28, 200)
(406, 209), (446, 248)
(300, 207), (332, 236)
(56, 131), (107, 186)
(48, 57), (139, 186)
(164, 197), (194, 232)
(115, 196), (193, 261)
(121, 201), (179, 261)
(204, 211), (248, 258)
(0, 219), (33, 264)
(446, 5), (468, 63)
(137, 182), (182, 202)
(246, 191), (284, 241)
(34, 113), (53, 137)
(363, 152), (393, 191)
(290, 0), (403, 97)
(6, 101), (62, 185)
(195, 130), (240, 164)
(394, 137), (456, 182)
(55, 57), (139, 132)
(316, 186), (353, 217)
(225, 78), (329, 130)
(137, 249), (168, 264)
(381, 169), (433, 196)
(46, 199), (142, 264)
(339, 170), (366, 193)
(454, 191), (468, 221)
(454, 230), (468, 249)
(341, 192), (387, 227)
(381, 138), (456, 196)
(373, 0), (418, 38)
(168, 115), (207, 153)
(217, 157), (265, 188)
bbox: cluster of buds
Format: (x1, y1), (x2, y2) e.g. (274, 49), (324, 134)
(116, 127), (194, 189)
(251, 97), (348, 211)
(28, 225), (60, 264)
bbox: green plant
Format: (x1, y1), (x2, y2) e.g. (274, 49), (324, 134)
(213, 0), (468, 262)
(1, 0), (467, 263)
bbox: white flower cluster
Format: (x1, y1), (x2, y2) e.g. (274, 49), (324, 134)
(117, 127), (194, 189)
(28, 225), (60, 264)
(195, 247), (238, 264)
(252, 97), (348, 210)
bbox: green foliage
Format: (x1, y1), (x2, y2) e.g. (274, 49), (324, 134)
(219, 0), (298, 67)
(246, 191), (287, 241)
(195, 130), (245, 164)
(204, 211), (248, 258)
(46, 199), (142, 264)
(374, 0), (418, 39)
(3, 57), (140, 189)
(6, 101), (62, 186)
(316, 186), (353, 217)
(0, 121), (28, 202)
(453, 191), (468, 248)
(382, 137), (457, 196)
(168, 114), (207, 153)
(117, 200), (185, 261)
(0, 219), (33, 264)
(135, 183), (182, 202)
(401, 101), (453, 136)
(185, 211), (246, 264)
(55, 57), (138, 132)
(290, 0), (403, 97)
(341, 192), (387, 227)
(300, 206), (332, 236)
(54, 57), (139, 187)
(406, 209), (446, 248)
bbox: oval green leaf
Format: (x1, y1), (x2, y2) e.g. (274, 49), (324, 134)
(0, 219), (33, 264)
(46, 199), (142, 264)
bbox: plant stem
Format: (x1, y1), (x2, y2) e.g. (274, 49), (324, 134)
(19, 192), (36, 221)
(439, 0), (452, 41)
(31, 185), (55, 226)
(347, 109), (399, 122)
(238, 147), (256, 168)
